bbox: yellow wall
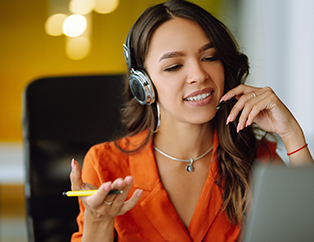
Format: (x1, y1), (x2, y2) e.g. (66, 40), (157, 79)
(0, 0), (220, 141)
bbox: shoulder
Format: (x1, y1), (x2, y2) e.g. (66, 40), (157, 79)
(257, 139), (276, 156)
(86, 130), (149, 161)
(256, 138), (282, 163)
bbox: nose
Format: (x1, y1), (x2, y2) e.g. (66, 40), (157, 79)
(186, 60), (209, 84)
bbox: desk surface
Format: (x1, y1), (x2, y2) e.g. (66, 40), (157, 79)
(0, 142), (24, 184)
(0, 140), (290, 184)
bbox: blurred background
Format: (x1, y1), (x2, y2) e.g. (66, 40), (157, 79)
(0, 0), (313, 241)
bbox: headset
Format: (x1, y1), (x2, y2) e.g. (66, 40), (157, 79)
(123, 26), (156, 105)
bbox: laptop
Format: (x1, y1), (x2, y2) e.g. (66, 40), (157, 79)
(242, 164), (314, 242)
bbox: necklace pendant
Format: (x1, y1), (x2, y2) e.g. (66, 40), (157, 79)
(153, 146), (213, 173)
(186, 164), (195, 172)
(186, 158), (195, 172)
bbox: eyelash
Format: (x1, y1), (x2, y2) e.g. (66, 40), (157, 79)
(164, 56), (218, 72)
(203, 56), (218, 62)
(164, 64), (183, 72)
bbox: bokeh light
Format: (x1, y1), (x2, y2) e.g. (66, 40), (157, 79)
(45, 0), (120, 60)
(62, 14), (87, 37)
(66, 36), (91, 60)
(45, 13), (68, 36)
(94, 0), (119, 14)
(69, 0), (95, 15)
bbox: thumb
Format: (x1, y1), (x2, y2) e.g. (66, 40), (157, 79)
(70, 158), (83, 191)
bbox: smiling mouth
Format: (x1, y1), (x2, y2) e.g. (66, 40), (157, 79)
(184, 91), (213, 101)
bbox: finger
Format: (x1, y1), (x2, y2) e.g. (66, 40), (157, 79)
(70, 159), (84, 191)
(220, 84), (246, 102)
(111, 177), (126, 190)
(118, 189), (143, 215)
(226, 90), (257, 126)
(88, 181), (113, 207)
(124, 176), (134, 187)
(236, 94), (263, 132)
(109, 177), (134, 206)
(237, 87), (280, 131)
(220, 84), (256, 102)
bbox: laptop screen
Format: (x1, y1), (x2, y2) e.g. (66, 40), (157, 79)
(242, 164), (314, 242)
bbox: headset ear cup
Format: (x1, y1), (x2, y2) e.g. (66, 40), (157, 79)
(124, 26), (155, 105)
(129, 69), (155, 105)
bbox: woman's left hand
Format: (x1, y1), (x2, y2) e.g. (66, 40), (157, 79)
(220, 84), (297, 139)
(220, 78), (313, 166)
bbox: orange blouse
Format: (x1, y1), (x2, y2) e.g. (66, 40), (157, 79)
(71, 131), (278, 242)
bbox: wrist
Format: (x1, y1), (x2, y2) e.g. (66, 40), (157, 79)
(84, 208), (115, 225)
(82, 210), (115, 242)
(279, 123), (313, 165)
(287, 144), (308, 156)
(279, 122), (306, 153)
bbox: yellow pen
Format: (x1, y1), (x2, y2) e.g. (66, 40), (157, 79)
(62, 189), (123, 197)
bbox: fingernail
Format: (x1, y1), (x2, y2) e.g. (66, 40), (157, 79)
(71, 158), (75, 170)
(117, 180), (124, 188)
(245, 120), (249, 128)
(237, 123), (242, 133)
(220, 94), (227, 102)
(101, 182), (111, 192)
(104, 182), (111, 191)
(136, 189), (143, 197)
(226, 114), (232, 125)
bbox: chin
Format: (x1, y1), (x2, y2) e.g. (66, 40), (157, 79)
(189, 113), (216, 125)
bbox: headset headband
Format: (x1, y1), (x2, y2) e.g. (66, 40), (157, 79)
(123, 26), (133, 70)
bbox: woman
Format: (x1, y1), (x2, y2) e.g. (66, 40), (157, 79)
(70, 0), (313, 241)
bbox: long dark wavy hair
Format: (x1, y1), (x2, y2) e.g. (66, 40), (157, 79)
(116, 0), (267, 225)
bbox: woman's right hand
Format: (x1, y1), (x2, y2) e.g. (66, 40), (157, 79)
(70, 159), (143, 235)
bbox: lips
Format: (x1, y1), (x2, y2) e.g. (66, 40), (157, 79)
(183, 88), (214, 102)
(184, 92), (212, 101)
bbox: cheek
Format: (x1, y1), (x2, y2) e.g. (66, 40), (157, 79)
(154, 83), (176, 103)
(214, 65), (225, 96)
(151, 74), (184, 102)
(220, 74), (225, 94)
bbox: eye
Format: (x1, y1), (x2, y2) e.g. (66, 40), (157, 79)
(202, 56), (218, 62)
(164, 64), (183, 72)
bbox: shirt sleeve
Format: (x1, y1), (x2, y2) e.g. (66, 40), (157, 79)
(70, 142), (122, 241)
(256, 139), (284, 164)
(70, 145), (103, 241)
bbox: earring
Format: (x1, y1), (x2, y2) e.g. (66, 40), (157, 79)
(153, 102), (161, 133)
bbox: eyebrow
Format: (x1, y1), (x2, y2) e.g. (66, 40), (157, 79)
(158, 51), (185, 62)
(199, 42), (214, 52)
(158, 42), (214, 62)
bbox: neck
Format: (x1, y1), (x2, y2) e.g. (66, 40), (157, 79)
(153, 121), (214, 159)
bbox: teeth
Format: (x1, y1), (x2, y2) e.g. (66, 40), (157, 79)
(185, 92), (212, 101)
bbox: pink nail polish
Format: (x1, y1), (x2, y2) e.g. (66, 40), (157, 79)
(237, 123), (242, 133)
(220, 94), (227, 102)
(71, 158), (75, 170)
(104, 182), (111, 191)
(136, 189), (143, 197)
(226, 115), (232, 125)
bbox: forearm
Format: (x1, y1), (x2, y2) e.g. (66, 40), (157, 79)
(82, 210), (115, 242)
(280, 121), (313, 166)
